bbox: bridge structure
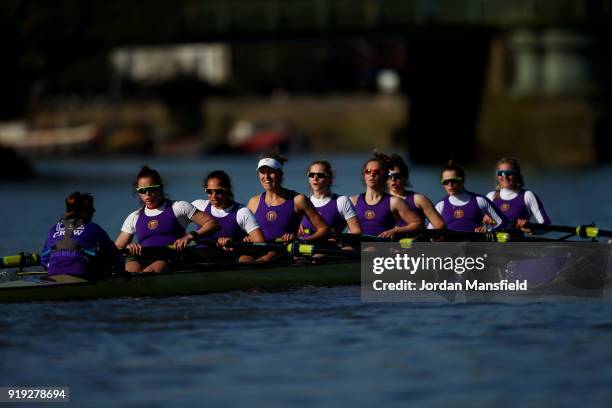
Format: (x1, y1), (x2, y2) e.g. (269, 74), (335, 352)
(5, 0), (612, 164)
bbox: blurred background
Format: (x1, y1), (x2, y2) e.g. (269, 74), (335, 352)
(2, 0), (612, 179)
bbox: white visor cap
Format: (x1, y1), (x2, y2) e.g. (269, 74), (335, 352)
(257, 158), (283, 170)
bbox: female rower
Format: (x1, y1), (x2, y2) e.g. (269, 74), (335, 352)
(41, 192), (122, 280)
(485, 157), (551, 229)
(115, 166), (219, 273)
(300, 160), (362, 236)
(383, 153), (445, 229)
(350, 153), (423, 237)
(435, 160), (508, 232)
(192, 170), (267, 262)
(247, 150), (330, 242)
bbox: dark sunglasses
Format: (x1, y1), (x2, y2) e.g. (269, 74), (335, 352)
(205, 188), (227, 195)
(308, 172), (329, 179)
(388, 172), (405, 180)
(441, 178), (463, 185)
(364, 168), (384, 176)
(136, 185), (161, 194)
(497, 170), (520, 177)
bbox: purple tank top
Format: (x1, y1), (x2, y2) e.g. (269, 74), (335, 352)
(254, 191), (301, 241)
(203, 201), (245, 240)
(355, 193), (395, 236)
(302, 194), (346, 234)
(439, 192), (484, 232)
(135, 201), (185, 247)
(493, 189), (550, 224)
(396, 191), (425, 227)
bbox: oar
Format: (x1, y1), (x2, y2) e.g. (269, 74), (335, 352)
(331, 232), (416, 248)
(0, 252), (41, 269)
(524, 223), (612, 239)
(198, 238), (357, 257)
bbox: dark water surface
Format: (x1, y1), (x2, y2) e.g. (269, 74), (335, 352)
(1, 156), (612, 407)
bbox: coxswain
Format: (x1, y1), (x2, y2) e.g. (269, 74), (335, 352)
(115, 166), (219, 273)
(41, 192), (121, 280)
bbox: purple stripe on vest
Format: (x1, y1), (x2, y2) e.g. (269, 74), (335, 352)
(355, 193), (395, 236)
(135, 201), (185, 247)
(396, 191), (425, 227)
(439, 191), (484, 232)
(254, 191), (301, 241)
(302, 194), (347, 234)
(203, 201), (245, 240)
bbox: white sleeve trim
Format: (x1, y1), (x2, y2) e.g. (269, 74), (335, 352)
(237, 206), (260, 234)
(191, 199), (210, 212)
(486, 191), (496, 201)
(120, 209), (141, 234)
(336, 195), (357, 220)
(172, 201), (197, 229)
(476, 196), (504, 226)
(523, 190), (546, 223)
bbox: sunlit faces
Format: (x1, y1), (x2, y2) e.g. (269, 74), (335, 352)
(258, 166), (282, 191)
(441, 170), (464, 196)
(386, 165), (406, 192)
(308, 163), (331, 194)
(206, 178), (230, 208)
(137, 176), (163, 209)
(497, 163), (518, 190)
(363, 161), (386, 188)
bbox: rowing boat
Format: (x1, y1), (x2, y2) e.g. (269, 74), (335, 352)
(0, 258), (360, 302)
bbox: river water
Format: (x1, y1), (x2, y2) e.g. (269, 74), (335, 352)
(1, 155), (612, 407)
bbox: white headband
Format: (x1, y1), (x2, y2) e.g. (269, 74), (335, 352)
(257, 158), (283, 170)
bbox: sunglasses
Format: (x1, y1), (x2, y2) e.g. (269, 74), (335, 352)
(388, 172), (405, 180)
(308, 172), (329, 179)
(441, 178), (463, 185)
(205, 188), (227, 195)
(497, 170), (520, 177)
(364, 168), (384, 176)
(136, 185), (161, 194)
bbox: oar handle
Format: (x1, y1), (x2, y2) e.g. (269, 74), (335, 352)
(0, 252), (41, 269)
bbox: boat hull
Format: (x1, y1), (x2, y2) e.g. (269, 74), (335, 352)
(0, 260), (360, 302)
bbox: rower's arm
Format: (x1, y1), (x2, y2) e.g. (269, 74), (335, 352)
(295, 194), (330, 242)
(414, 194), (446, 229)
(345, 216), (362, 234)
(115, 231), (133, 249)
(390, 196), (423, 233)
(190, 211), (221, 238)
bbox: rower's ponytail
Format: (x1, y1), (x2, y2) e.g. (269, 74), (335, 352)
(441, 159), (466, 181)
(64, 191), (95, 221)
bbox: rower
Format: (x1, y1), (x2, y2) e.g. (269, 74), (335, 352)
(300, 160), (362, 236)
(192, 170), (268, 262)
(41, 192), (121, 280)
(350, 152), (423, 237)
(485, 157), (551, 230)
(115, 166), (219, 273)
(382, 152), (445, 229)
(246, 150), (330, 243)
(435, 160), (508, 233)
